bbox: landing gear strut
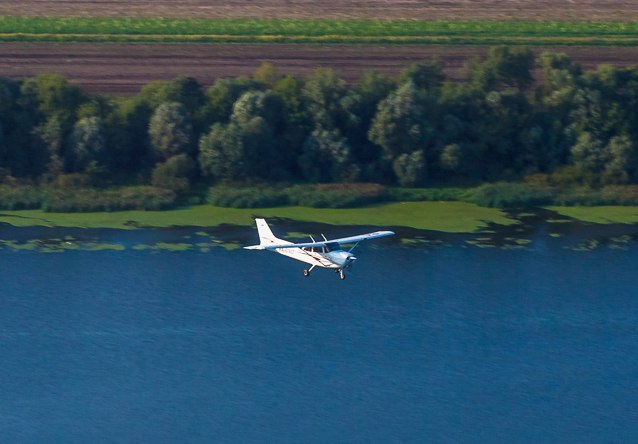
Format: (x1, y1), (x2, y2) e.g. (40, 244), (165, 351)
(303, 265), (316, 277)
(339, 269), (346, 280)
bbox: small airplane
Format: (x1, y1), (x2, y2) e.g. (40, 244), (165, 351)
(244, 218), (394, 280)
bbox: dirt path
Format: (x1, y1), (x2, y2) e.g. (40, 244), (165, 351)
(2, 43), (637, 95)
(0, 0), (635, 21)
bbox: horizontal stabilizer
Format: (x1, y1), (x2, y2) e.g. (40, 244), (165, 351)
(243, 245), (266, 250)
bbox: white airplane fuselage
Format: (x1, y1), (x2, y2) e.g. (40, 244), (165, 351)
(274, 243), (356, 269)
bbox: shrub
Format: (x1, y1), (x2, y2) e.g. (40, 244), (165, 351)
(207, 183), (390, 208)
(286, 183), (389, 208)
(600, 185), (638, 205)
(43, 186), (176, 212)
(464, 182), (554, 208)
(207, 185), (289, 208)
(151, 154), (196, 194)
(0, 185), (45, 210)
(389, 187), (466, 202)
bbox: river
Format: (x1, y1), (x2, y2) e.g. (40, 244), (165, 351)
(1, 221), (637, 443)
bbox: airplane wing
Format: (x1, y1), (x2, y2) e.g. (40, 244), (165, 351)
(326, 230), (395, 245)
(249, 230), (394, 250)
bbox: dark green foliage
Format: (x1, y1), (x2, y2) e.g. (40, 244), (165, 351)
(369, 81), (430, 158)
(148, 101), (194, 161)
(469, 46), (535, 91)
(203, 76), (260, 125)
(299, 126), (354, 182)
(207, 185), (289, 208)
(0, 185), (176, 211)
(389, 187), (466, 202)
(1, 51), (638, 211)
(68, 116), (106, 172)
(287, 183), (389, 208)
(400, 61), (445, 91)
(393, 150), (427, 187)
(0, 184), (46, 210)
(207, 183), (389, 208)
(151, 154), (196, 193)
(464, 182), (555, 208)
(43, 186), (176, 212)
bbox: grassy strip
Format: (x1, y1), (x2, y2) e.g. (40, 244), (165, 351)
(546, 206), (638, 224)
(0, 17), (637, 45)
(3, 34), (637, 45)
(0, 202), (517, 233)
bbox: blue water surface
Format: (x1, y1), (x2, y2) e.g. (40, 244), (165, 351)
(1, 239), (637, 443)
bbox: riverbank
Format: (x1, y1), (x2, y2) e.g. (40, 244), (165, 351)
(0, 202), (515, 232)
(1, 201), (638, 233)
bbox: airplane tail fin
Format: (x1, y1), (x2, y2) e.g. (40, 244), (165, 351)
(243, 218), (285, 250)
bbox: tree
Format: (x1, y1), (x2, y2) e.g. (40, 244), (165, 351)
(105, 98), (153, 175)
(469, 46), (535, 91)
(148, 102), (193, 162)
(151, 153), (196, 193)
(19, 74), (85, 121)
(202, 76), (260, 125)
(368, 81), (431, 158)
(298, 125), (355, 182)
(272, 75), (312, 177)
(393, 150), (426, 187)
(198, 122), (243, 181)
(0, 77), (49, 177)
(302, 67), (347, 129)
(342, 71), (394, 172)
(399, 61), (445, 91)
(68, 116), (106, 172)
(253, 62), (282, 89)
(570, 131), (607, 182)
(602, 135), (637, 184)
(199, 91), (280, 182)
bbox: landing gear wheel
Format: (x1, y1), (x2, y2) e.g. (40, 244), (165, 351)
(303, 269), (310, 277)
(339, 270), (346, 280)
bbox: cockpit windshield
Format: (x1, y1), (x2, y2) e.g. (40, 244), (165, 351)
(302, 242), (341, 254)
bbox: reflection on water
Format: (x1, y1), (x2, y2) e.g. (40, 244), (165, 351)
(1, 221), (638, 443)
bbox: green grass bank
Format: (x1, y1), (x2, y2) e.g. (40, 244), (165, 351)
(3, 202), (638, 233)
(0, 202), (518, 232)
(546, 206), (638, 224)
(1, 17), (637, 45)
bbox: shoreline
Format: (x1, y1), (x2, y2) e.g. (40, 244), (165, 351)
(1, 202), (638, 232)
(1, 203), (638, 253)
(0, 202), (516, 232)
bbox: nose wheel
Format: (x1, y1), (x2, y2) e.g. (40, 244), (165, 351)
(339, 269), (346, 280)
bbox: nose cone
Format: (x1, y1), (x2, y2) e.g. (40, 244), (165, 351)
(340, 251), (357, 268)
(327, 250), (357, 268)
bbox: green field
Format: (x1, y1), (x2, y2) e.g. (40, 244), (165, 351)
(0, 202), (518, 233)
(1, 17), (637, 45)
(546, 206), (638, 224)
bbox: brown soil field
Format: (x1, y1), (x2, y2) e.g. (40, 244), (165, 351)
(0, 0), (636, 21)
(2, 43), (638, 95)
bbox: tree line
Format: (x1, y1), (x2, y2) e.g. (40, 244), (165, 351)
(1, 46), (638, 195)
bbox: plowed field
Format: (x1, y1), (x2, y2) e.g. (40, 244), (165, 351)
(2, 43), (638, 95)
(0, 0), (635, 21)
